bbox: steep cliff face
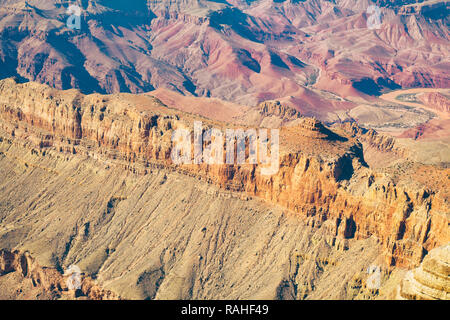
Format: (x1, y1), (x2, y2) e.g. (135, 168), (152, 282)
(340, 122), (406, 156)
(0, 143), (384, 299)
(0, 78), (448, 273)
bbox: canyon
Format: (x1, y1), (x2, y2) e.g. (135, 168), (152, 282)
(0, 78), (448, 299)
(0, 0), (448, 301)
(0, 0), (448, 120)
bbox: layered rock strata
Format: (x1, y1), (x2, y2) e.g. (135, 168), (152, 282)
(0, 78), (448, 270)
(397, 244), (449, 300)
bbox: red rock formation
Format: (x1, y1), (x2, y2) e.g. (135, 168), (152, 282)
(399, 119), (450, 140)
(0, 0), (448, 110)
(340, 122), (407, 156)
(417, 92), (450, 114)
(0, 78), (448, 270)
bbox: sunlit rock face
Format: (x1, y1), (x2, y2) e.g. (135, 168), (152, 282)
(0, 1), (448, 299)
(0, 78), (448, 271)
(397, 244), (450, 300)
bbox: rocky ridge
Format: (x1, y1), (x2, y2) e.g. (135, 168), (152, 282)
(0, 78), (448, 272)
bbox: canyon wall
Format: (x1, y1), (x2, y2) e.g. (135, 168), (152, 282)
(0, 78), (448, 271)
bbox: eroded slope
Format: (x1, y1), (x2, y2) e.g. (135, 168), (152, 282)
(0, 78), (448, 299)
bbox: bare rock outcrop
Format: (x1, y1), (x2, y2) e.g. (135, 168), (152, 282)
(417, 92), (450, 114)
(0, 78), (448, 272)
(341, 122), (403, 155)
(0, 249), (118, 300)
(397, 244), (449, 300)
(257, 101), (302, 121)
(0, 0), (448, 113)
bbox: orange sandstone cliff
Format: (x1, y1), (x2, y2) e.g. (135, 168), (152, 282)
(0, 78), (448, 273)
